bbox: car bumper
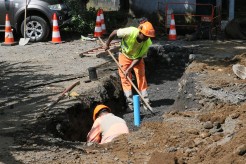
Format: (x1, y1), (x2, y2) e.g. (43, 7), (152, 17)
(53, 10), (72, 27)
(59, 17), (72, 27)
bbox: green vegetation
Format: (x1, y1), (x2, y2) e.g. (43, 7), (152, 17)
(64, 0), (128, 35)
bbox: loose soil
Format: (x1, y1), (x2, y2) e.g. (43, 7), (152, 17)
(0, 32), (246, 164)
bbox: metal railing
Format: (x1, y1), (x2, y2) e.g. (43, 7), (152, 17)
(158, 1), (221, 39)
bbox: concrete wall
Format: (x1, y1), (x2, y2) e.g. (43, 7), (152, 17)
(87, 0), (120, 11)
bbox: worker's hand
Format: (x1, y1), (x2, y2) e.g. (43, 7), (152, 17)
(104, 44), (110, 51)
(104, 41), (110, 51)
(124, 68), (131, 78)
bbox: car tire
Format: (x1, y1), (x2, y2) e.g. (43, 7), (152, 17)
(21, 16), (50, 42)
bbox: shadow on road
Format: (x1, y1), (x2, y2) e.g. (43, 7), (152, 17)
(0, 60), (81, 163)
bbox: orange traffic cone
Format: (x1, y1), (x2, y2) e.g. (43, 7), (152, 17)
(1, 14), (17, 46)
(94, 10), (102, 37)
(168, 13), (177, 41)
(99, 9), (106, 34)
(51, 13), (64, 44)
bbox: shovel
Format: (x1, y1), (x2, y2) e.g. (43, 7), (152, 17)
(19, 0), (30, 46)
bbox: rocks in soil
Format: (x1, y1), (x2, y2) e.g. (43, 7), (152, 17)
(234, 145), (246, 156)
(200, 132), (211, 139)
(203, 121), (213, 129)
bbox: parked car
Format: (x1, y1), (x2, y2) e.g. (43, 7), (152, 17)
(0, 0), (71, 42)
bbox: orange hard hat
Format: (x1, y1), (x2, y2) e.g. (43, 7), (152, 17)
(138, 21), (155, 37)
(93, 104), (111, 121)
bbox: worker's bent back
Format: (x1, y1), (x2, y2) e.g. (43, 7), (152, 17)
(99, 113), (129, 144)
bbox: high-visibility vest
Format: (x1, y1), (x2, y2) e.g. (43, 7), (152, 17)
(121, 27), (152, 59)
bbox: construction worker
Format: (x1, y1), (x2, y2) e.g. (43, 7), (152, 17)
(87, 104), (129, 144)
(105, 21), (155, 111)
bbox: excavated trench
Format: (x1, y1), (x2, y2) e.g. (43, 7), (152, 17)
(46, 44), (193, 142)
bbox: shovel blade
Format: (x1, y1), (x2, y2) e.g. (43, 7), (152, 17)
(19, 38), (30, 46)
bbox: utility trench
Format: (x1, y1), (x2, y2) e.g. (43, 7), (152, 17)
(45, 44), (193, 142)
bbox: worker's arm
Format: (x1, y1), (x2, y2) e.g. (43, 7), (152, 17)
(125, 58), (141, 77)
(105, 30), (118, 51)
(87, 120), (102, 143)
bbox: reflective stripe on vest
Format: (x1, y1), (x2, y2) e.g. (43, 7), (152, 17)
(121, 27), (152, 59)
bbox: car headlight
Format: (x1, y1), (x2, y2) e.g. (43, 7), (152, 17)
(48, 4), (62, 11)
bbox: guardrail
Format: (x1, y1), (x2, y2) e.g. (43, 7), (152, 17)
(158, 1), (221, 39)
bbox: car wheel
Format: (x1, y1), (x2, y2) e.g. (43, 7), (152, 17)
(21, 16), (50, 42)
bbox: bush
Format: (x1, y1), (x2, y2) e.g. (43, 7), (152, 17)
(69, 8), (97, 34)
(64, 1), (128, 35)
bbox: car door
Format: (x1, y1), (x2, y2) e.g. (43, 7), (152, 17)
(0, 0), (8, 27)
(0, 0), (15, 28)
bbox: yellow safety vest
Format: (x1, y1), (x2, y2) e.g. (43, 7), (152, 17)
(121, 27), (152, 59)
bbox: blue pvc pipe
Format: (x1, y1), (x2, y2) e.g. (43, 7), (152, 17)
(133, 95), (140, 127)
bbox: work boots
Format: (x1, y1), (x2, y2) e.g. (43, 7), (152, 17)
(126, 97), (151, 112)
(125, 92), (151, 112)
(126, 96), (133, 112)
(142, 97), (151, 110)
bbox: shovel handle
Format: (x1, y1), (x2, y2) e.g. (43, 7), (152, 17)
(98, 37), (154, 114)
(44, 80), (80, 110)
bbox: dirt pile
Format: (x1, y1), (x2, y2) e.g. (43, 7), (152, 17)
(76, 52), (246, 164)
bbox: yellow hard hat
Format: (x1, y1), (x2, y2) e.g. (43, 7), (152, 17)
(93, 104), (111, 121)
(138, 21), (155, 37)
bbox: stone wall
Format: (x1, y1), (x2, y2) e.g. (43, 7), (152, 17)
(87, 0), (120, 11)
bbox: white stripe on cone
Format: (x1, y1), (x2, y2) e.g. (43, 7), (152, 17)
(95, 27), (102, 32)
(5, 21), (11, 26)
(5, 32), (13, 38)
(100, 11), (106, 32)
(53, 20), (58, 26)
(52, 31), (61, 37)
(171, 20), (175, 25)
(100, 13), (104, 20)
(169, 30), (176, 35)
(96, 16), (100, 22)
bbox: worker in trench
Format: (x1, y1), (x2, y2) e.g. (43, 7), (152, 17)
(104, 20), (155, 111)
(87, 105), (129, 144)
